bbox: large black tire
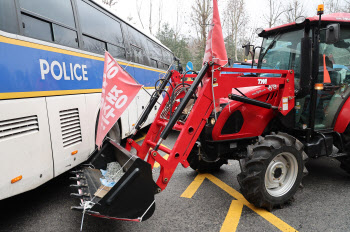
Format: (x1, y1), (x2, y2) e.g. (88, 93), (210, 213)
(237, 133), (308, 211)
(187, 142), (228, 173)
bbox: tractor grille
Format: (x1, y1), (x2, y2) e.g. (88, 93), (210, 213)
(0, 115), (39, 141)
(60, 108), (82, 148)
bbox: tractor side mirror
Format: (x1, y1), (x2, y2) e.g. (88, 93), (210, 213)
(326, 23), (340, 44)
(243, 42), (250, 56)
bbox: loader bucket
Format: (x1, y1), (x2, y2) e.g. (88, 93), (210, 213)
(70, 139), (158, 221)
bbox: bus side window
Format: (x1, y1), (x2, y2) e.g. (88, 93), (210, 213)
(82, 35), (106, 55)
(22, 14), (53, 42)
(108, 44), (126, 59)
(0, 1), (19, 34)
(147, 40), (163, 69)
(18, 0), (78, 48)
(77, 0), (125, 56)
(127, 26), (150, 65)
(162, 49), (173, 70)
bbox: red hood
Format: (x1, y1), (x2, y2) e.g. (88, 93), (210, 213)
(265, 13), (350, 33)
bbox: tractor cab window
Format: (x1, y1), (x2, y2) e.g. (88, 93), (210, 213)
(258, 29), (304, 89)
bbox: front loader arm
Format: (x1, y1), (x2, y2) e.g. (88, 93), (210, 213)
(71, 63), (295, 222)
(128, 64), (295, 191)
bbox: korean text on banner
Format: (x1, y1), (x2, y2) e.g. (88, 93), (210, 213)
(203, 0), (228, 67)
(96, 52), (142, 148)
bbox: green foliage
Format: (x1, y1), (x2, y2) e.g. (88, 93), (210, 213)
(156, 23), (193, 69)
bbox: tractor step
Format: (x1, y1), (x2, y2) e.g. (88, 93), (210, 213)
(70, 139), (158, 221)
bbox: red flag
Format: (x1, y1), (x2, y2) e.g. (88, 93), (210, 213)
(96, 52), (142, 148)
(203, 0), (228, 67)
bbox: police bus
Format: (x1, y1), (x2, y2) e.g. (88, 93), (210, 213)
(0, 0), (174, 200)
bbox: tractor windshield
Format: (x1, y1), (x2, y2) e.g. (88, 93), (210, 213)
(258, 29), (304, 89)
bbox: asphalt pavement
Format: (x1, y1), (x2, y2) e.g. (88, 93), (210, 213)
(1, 130), (350, 232)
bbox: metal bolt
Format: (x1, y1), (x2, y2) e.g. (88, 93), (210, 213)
(157, 188), (162, 193)
(218, 67), (221, 71)
(152, 152), (157, 157)
(286, 79), (290, 83)
(289, 70), (293, 74)
(289, 96), (293, 100)
(213, 78), (217, 82)
(164, 178), (168, 182)
(279, 107), (282, 110)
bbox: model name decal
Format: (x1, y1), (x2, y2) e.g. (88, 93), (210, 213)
(258, 79), (267, 85)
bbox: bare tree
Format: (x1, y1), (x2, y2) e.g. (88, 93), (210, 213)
(325, 0), (342, 13)
(149, 0), (153, 34)
(283, 0), (305, 23)
(345, 1), (350, 12)
(263, 0), (287, 28)
(136, 0), (145, 29)
(224, 0), (246, 61)
(158, 0), (163, 33)
(101, 0), (118, 7)
(191, 0), (212, 50)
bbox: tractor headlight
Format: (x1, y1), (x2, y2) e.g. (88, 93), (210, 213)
(210, 117), (216, 125)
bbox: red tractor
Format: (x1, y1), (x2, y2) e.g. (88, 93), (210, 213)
(71, 9), (350, 221)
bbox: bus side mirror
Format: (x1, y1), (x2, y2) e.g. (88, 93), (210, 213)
(326, 23), (340, 44)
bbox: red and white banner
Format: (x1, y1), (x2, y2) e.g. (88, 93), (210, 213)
(96, 52), (142, 148)
(203, 0), (228, 67)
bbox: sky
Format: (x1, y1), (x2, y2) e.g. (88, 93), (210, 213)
(93, 0), (346, 43)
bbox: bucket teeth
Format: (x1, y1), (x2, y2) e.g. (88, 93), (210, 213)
(70, 193), (90, 200)
(69, 176), (86, 181)
(70, 184), (88, 190)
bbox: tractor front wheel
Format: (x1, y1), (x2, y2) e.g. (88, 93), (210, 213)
(237, 133), (308, 211)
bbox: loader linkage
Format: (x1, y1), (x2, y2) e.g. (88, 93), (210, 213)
(70, 62), (295, 221)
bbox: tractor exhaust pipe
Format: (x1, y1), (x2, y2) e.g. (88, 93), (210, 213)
(70, 139), (158, 221)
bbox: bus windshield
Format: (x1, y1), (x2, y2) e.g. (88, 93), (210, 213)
(258, 29), (304, 89)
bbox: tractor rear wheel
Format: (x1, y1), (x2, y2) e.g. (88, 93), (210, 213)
(187, 142), (228, 173)
(237, 133), (308, 211)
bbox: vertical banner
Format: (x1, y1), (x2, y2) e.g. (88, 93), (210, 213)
(203, 0), (228, 67)
(96, 52), (142, 148)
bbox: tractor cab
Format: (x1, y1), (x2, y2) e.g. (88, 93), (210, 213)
(253, 12), (350, 144)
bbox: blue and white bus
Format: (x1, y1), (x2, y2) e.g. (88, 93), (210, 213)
(0, 0), (174, 200)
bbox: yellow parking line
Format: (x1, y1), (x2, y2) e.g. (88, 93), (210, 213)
(220, 200), (243, 232)
(134, 135), (146, 143)
(181, 174), (206, 198)
(181, 174), (298, 232)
